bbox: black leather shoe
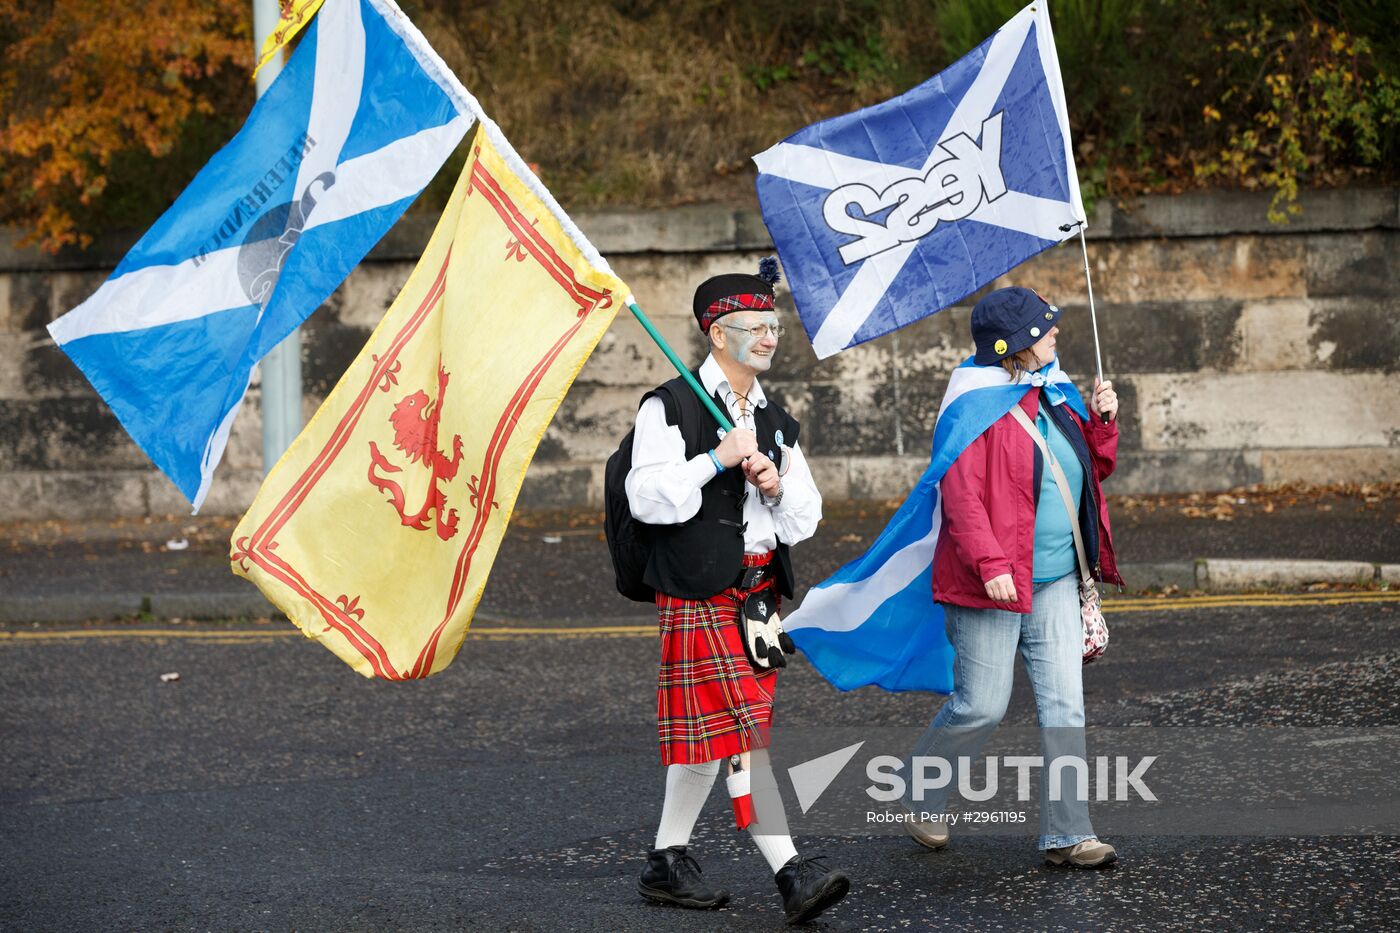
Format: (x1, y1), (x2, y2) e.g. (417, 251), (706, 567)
(637, 845), (730, 910)
(774, 854), (850, 924)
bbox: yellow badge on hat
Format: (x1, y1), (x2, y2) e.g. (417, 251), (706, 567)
(994, 338), (1007, 355)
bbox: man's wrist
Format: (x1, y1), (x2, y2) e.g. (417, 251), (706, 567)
(707, 449), (725, 474)
(761, 482), (784, 507)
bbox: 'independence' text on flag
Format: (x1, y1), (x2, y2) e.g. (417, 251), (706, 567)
(48, 0), (472, 509)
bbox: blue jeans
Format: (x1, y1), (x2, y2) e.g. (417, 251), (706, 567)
(905, 573), (1095, 850)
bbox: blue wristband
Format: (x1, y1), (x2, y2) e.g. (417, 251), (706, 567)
(707, 449), (725, 474)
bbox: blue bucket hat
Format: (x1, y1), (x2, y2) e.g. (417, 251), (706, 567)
(971, 286), (1062, 366)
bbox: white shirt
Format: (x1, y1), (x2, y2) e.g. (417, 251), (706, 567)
(625, 354), (822, 554)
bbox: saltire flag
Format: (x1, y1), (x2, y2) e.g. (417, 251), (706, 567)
(783, 359), (1087, 692)
(230, 126), (627, 680)
(47, 0), (472, 510)
(753, 2), (1083, 359)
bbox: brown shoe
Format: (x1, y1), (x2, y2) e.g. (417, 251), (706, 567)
(907, 815), (950, 850)
(1045, 838), (1117, 868)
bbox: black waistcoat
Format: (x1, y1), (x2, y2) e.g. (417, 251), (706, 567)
(641, 373), (801, 601)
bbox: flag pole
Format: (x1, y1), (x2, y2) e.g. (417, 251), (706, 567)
(1060, 220), (1108, 423)
(626, 301), (734, 432)
(254, 0), (304, 471)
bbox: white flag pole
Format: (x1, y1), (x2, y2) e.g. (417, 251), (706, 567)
(1061, 219), (1108, 422)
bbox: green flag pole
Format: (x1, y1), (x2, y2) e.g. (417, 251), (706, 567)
(627, 300), (734, 432)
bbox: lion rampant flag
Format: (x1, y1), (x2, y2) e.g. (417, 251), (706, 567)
(231, 127), (625, 679)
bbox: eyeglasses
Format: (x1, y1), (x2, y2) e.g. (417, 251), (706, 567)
(722, 323), (786, 340)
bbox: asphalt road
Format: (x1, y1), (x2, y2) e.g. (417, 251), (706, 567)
(3, 592), (1399, 931)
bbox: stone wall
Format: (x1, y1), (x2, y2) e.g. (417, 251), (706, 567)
(1, 188), (1396, 519)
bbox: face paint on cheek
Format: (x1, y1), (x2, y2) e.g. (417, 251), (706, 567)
(731, 316), (778, 370)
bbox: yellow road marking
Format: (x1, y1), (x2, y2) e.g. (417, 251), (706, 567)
(1, 590), (1395, 644)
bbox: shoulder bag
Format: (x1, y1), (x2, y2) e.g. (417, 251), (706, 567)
(1010, 404), (1109, 663)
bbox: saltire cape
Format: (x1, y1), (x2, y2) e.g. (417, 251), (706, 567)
(752, 1), (1084, 359)
(48, 0), (472, 510)
(783, 357), (1088, 693)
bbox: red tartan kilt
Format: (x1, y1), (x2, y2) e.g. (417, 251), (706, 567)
(655, 553), (779, 766)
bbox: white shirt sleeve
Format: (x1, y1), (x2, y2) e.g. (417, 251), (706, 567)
(770, 439), (822, 545)
(624, 395), (718, 525)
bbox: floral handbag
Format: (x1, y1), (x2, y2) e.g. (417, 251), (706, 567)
(1011, 406), (1110, 664)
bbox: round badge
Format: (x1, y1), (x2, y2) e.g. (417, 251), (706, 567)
(775, 429), (785, 447)
(994, 339), (1008, 355)
(1030, 327), (1041, 337)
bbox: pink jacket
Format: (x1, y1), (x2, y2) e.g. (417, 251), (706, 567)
(932, 387), (1122, 614)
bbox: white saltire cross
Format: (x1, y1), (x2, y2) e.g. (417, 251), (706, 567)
(753, 5), (1082, 359)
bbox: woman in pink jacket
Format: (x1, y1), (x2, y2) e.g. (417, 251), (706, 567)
(907, 286), (1123, 869)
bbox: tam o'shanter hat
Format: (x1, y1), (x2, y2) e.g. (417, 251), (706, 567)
(694, 257), (782, 333)
(971, 286), (1062, 365)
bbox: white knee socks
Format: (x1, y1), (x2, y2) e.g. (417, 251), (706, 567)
(745, 754), (799, 873)
(653, 755), (799, 874)
(654, 760), (720, 849)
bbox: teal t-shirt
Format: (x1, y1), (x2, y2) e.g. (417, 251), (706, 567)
(1032, 403), (1085, 583)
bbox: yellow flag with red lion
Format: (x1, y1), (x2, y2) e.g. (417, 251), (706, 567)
(232, 127), (625, 679)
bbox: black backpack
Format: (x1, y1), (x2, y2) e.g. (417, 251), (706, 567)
(603, 380), (702, 602)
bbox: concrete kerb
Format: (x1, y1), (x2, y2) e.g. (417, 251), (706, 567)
(2, 560), (1395, 625)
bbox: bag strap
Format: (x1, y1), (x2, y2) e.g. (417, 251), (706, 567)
(1009, 403), (1092, 584)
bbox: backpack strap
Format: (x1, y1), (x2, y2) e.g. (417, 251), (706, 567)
(645, 372), (717, 460)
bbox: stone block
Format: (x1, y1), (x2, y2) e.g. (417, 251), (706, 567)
(1114, 561), (1197, 591)
(1111, 188), (1398, 238)
(1305, 230), (1397, 298)
(0, 271), (52, 332)
(1307, 296), (1400, 372)
(806, 456), (851, 501)
(847, 456), (930, 500)
(0, 398), (149, 470)
(1053, 300), (1243, 375)
(794, 380), (898, 457)
(50, 270), (109, 323)
(333, 261), (415, 328)
(0, 470), (148, 521)
(516, 462), (601, 509)
(1108, 450), (1263, 494)
(541, 384), (646, 462)
(1231, 299), (1316, 372)
(575, 313), (700, 388)
(574, 205), (772, 254)
(300, 320), (374, 397)
(145, 468), (261, 517)
(1204, 558), (1375, 589)
(1258, 448), (1400, 485)
(16, 337), (93, 399)
(220, 397), (264, 472)
(1132, 372), (1400, 451)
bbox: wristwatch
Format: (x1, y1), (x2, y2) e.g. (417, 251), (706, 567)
(761, 483), (784, 508)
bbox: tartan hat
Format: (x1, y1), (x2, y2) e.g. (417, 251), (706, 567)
(971, 286), (1062, 365)
(693, 257), (781, 333)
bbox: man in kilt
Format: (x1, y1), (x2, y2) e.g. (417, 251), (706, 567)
(626, 259), (850, 924)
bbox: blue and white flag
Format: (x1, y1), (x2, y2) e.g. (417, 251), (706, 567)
(753, 2), (1083, 360)
(47, 0), (473, 509)
(784, 358), (1087, 693)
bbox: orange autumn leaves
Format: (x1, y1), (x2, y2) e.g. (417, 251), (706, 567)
(0, 0), (251, 251)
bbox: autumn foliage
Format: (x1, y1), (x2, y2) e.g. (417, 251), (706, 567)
(1, 1), (1397, 254)
(0, 0), (251, 252)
